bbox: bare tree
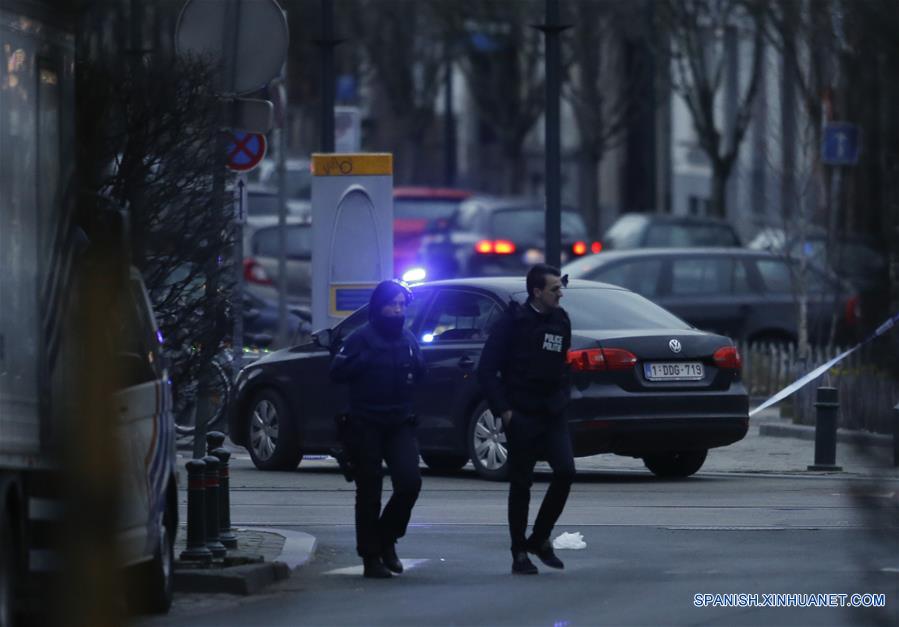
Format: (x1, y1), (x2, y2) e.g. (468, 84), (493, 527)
(76, 56), (236, 424)
(348, 0), (445, 183)
(564, 0), (655, 236)
(657, 0), (768, 217)
(440, 0), (548, 194)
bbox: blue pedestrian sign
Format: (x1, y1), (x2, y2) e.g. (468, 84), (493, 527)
(821, 122), (860, 166)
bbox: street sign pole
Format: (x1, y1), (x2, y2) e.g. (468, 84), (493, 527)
(277, 24), (289, 347)
(233, 175), (247, 371)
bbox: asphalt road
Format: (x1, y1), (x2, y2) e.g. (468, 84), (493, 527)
(142, 456), (899, 627)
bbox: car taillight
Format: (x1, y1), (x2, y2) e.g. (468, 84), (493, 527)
(572, 241), (587, 255)
(243, 258), (272, 285)
(494, 240), (516, 254)
(475, 240), (516, 254)
(591, 241), (602, 254)
(567, 347), (637, 372)
(713, 346), (742, 370)
(844, 295), (861, 326)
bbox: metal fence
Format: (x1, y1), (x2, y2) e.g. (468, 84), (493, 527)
(738, 342), (898, 435)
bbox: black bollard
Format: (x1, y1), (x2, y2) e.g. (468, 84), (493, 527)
(180, 459), (212, 562)
(893, 403), (899, 468)
(808, 386), (842, 471)
(203, 455), (227, 558)
(206, 431), (226, 455)
(211, 447), (238, 549)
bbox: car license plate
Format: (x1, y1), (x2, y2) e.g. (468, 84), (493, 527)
(643, 362), (704, 381)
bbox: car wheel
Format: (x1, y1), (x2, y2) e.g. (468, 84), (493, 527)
(421, 453), (468, 472)
(246, 389), (302, 471)
(0, 513), (16, 627)
(643, 450), (708, 478)
(467, 401), (510, 481)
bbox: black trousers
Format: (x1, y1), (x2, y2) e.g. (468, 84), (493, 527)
(349, 417), (422, 558)
(505, 410), (575, 555)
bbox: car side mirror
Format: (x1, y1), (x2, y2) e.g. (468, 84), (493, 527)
(312, 328), (333, 350)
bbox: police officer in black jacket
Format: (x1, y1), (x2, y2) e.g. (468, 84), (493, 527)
(330, 280), (427, 578)
(477, 264), (575, 575)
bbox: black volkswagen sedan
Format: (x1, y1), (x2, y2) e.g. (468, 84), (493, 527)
(228, 278), (749, 480)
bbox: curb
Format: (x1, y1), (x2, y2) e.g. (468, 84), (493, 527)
(759, 422), (894, 448)
(172, 528), (317, 595)
(174, 561), (290, 595)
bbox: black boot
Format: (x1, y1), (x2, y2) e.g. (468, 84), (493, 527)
(526, 538), (564, 570)
(381, 544), (403, 574)
(511, 551), (538, 575)
(363, 556), (393, 579)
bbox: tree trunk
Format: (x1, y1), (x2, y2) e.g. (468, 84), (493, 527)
(710, 164), (728, 218)
(577, 150), (601, 238)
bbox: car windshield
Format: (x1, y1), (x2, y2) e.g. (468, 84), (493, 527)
(491, 209), (587, 243)
(251, 225), (312, 259)
(513, 286), (691, 330)
(394, 198), (465, 221)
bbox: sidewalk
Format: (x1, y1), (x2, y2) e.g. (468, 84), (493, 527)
(172, 526), (316, 595)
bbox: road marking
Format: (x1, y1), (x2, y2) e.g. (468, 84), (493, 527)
(324, 559), (429, 576)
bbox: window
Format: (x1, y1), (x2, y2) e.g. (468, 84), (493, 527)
(602, 215), (645, 248)
(334, 287), (432, 341)
(419, 290), (500, 343)
(755, 259), (793, 293)
(670, 257), (749, 295)
(252, 225), (312, 259)
(587, 259), (662, 297)
(490, 208), (587, 242)
(645, 223), (740, 247)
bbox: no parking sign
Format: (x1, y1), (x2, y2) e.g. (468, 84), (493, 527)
(225, 130), (266, 172)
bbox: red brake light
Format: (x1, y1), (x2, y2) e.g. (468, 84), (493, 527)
(567, 347), (637, 372)
(602, 348), (638, 370)
(494, 240), (516, 254)
(475, 240), (494, 254)
(243, 258), (272, 285)
(713, 346), (742, 370)
(567, 348), (605, 371)
(572, 241), (587, 255)
(591, 241), (603, 254)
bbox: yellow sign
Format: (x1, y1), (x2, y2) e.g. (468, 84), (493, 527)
(311, 153), (393, 177)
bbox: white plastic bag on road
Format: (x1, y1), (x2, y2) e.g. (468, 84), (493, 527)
(552, 531), (586, 550)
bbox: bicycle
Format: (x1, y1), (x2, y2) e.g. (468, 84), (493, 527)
(173, 357), (232, 437)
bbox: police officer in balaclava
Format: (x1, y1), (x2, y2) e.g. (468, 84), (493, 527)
(330, 280), (427, 578)
(477, 264), (575, 575)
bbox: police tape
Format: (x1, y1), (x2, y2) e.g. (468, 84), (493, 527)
(748, 311), (899, 417)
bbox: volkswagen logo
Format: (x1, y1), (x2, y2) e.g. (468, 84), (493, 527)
(668, 339), (682, 353)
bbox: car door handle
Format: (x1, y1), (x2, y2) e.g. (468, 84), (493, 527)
(458, 356), (474, 370)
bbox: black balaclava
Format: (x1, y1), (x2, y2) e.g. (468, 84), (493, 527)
(368, 280), (408, 339)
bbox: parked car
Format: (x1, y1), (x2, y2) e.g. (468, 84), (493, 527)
(600, 213), (742, 250)
(242, 290), (312, 349)
(243, 215), (312, 306)
(246, 183), (311, 218)
(228, 278), (749, 480)
(392, 187), (477, 281)
(748, 226), (887, 294)
(417, 196), (597, 279)
(562, 248), (860, 345)
(256, 157), (312, 200)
